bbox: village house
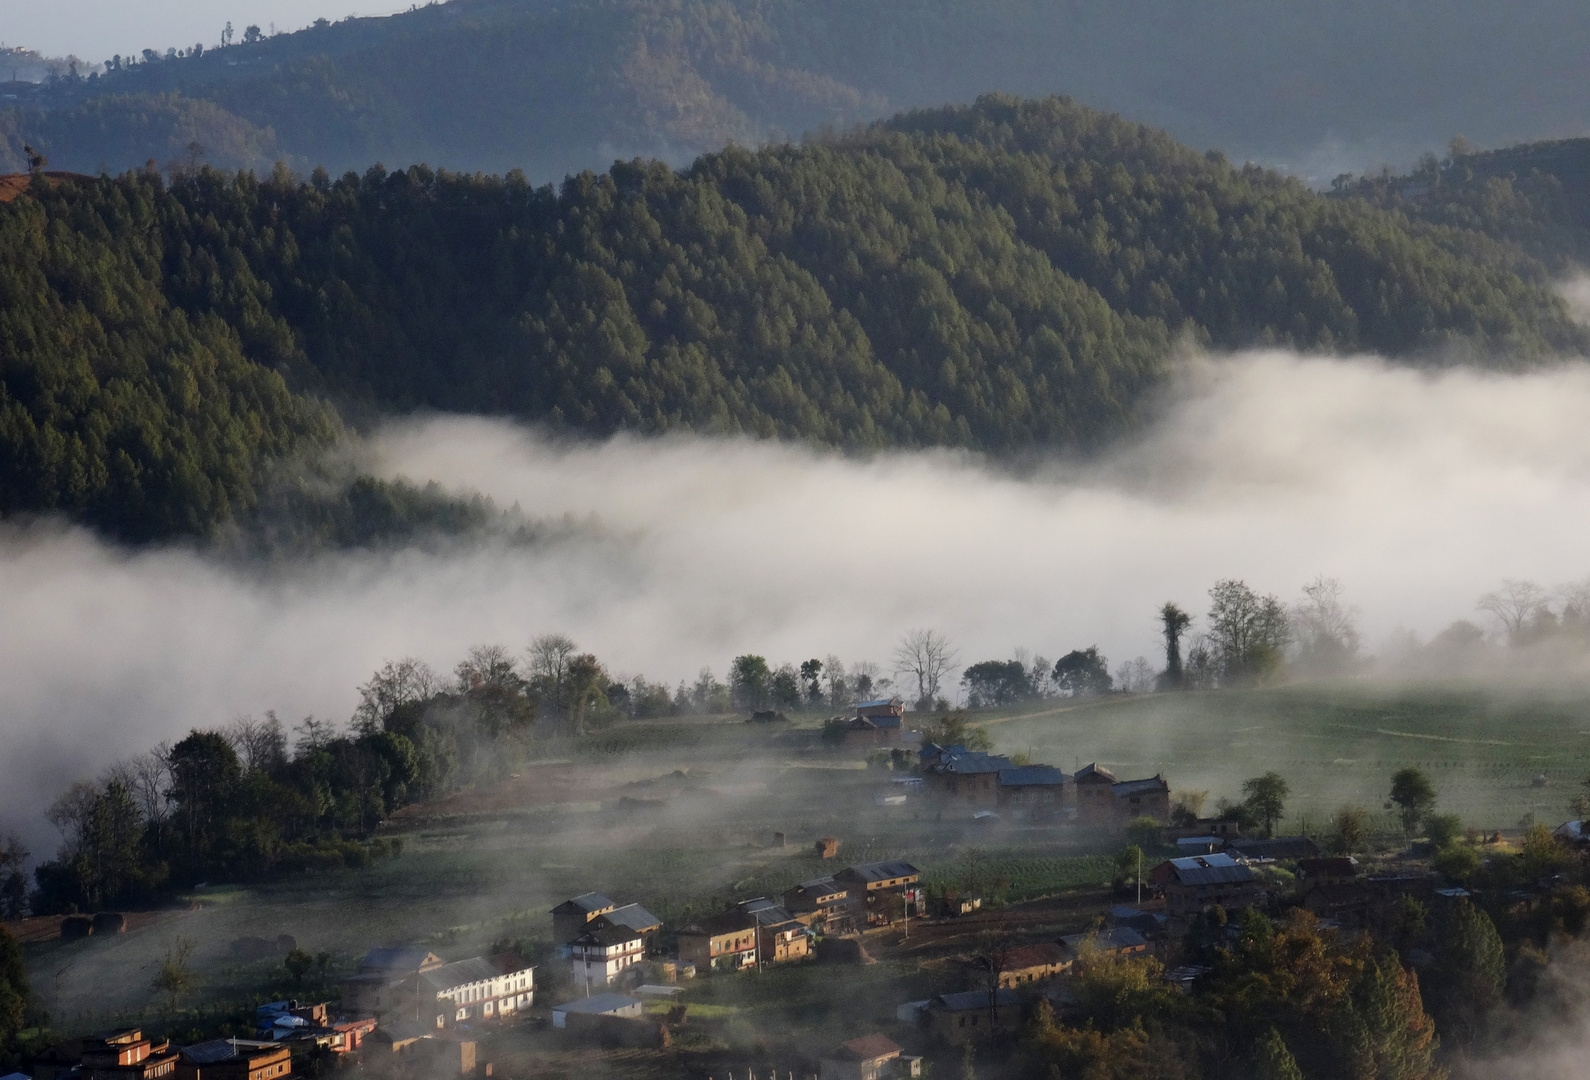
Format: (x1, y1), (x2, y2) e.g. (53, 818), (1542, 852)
(174, 1041), (289, 1080)
(339, 949), (444, 1018)
(994, 943), (1069, 987)
(819, 1034), (917, 1080)
(551, 893), (618, 943)
(921, 750), (1014, 808)
(253, 1002), (374, 1053)
(1057, 927), (1149, 969)
(842, 715), (900, 750)
(996, 765), (1068, 819)
(75, 1030), (180, 1080)
(857, 697), (907, 723)
(924, 989), (1024, 1046)
(1074, 765), (1171, 829)
(1296, 857), (1359, 886)
(834, 861), (924, 927)
(1152, 854), (1267, 919)
(420, 955), (535, 1028)
(783, 876), (853, 934)
(739, 898), (813, 963)
(589, 902), (663, 952)
(676, 910), (760, 972)
(570, 924), (645, 990)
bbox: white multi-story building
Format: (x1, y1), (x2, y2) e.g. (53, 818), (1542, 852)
(569, 924), (645, 990)
(419, 956), (536, 1028)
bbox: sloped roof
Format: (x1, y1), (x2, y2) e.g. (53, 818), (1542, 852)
(856, 698), (903, 710)
(997, 942), (1066, 969)
(552, 993), (641, 1015)
(420, 957), (499, 993)
(933, 989), (1022, 1011)
(1074, 763), (1117, 783)
(789, 876), (845, 897)
(833, 1034), (902, 1062)
(843, 860), (920, 882)
(553, 892), (615, 914)
(598, 903), (662, 933)
(928, 752), (1013, 775)
(999, 766), (1067, 787)
(1297, 857), (1358, 877)
(1112, 776), (1168, 797)
(1164, 854), (1258, 886)
(571, 924), (644, 948)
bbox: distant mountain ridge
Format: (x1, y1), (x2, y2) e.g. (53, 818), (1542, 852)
(0, 96), (1584, 540)
(9, 0), (1590, 182)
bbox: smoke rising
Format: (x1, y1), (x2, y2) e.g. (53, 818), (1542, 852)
(4, 350), (1590, 854)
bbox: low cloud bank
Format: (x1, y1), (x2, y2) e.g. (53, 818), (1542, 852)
(4, 350), (1590, 850)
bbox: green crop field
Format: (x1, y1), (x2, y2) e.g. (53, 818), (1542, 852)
(980, 681), (1590, 833)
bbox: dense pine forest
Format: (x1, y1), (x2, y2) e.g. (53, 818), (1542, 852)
(9, 0), (1590, 180)
(1, 95), (1587, 541)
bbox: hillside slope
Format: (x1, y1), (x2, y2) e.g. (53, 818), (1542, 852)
(9, 0), (1590, 181)
(0, 97), (1581, 540)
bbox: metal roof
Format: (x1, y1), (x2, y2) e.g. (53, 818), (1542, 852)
(599, 903), (662, 932)
(1074, 763), (1117, 782)
(1168, 863), (1259, 886)
(1169, 853), (1239, 870)
(843, 860), (920, 882)
(998, 766), (1067, 787)
(1112, 776), (1168, 797)
(551, 993), (641, 1015)
(554, 892), (615, 913)
(856, 698), (902, 710)
(933, 989), (1022, 1011)
(929, 752), (1013, 775)
(833, 1034), (901, 1062)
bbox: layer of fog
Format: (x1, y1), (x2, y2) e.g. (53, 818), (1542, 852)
(6, 350), (1590, 855)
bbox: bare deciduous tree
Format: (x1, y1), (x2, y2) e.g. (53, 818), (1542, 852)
(1291, 576), (1361, 674)
(893, 629), (958, 710)
(351, 657), (438, 734)
(457, 643), (522, 692)
(225, 713), (286, 772)
(1477, 579), (1546, 643)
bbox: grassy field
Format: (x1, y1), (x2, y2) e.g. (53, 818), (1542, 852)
(979, 681), (1590, 833)
(18, 679), (1590, 1036)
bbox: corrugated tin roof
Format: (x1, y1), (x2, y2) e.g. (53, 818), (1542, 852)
(554, 892), (615, 913)
(599, 903), (662, 932)
(930, 752), (1013, 775)
(1170, 864), (1259, 886)
(855, 698), (902, 710)
(933, 989), (1022, 1011)
(1112, 776), (1167, 797)
(844, 860), (920, 882)
(552, 993), (641, 1015)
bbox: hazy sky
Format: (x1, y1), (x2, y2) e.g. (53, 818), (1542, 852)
(4, 1), (406, 61)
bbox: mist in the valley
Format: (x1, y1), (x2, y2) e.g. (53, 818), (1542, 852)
(5, 350), (1590, 857)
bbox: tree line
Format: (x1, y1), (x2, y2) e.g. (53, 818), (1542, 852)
(2, 95), (1585, 541)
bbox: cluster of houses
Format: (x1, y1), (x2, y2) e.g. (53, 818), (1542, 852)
(916, 745), (1169, 830)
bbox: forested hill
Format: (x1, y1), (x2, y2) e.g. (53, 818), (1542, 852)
(10, 0), (1590, 181)
(1, 96), (1583, 541)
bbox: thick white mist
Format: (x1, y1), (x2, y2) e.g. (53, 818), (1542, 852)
(4, 350), (1590, 853)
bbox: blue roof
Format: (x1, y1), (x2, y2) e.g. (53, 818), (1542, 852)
(856, 698), (901, 709)
(930, 751), (1013, 775)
